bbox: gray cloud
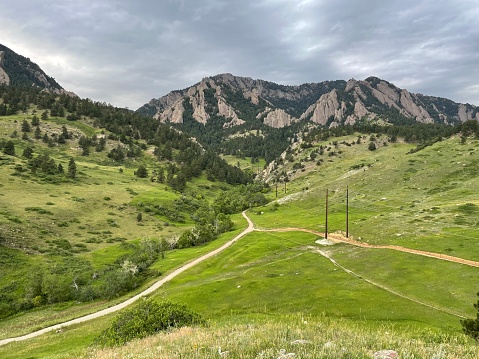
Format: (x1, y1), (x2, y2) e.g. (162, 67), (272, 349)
(0, 0), (478, 108)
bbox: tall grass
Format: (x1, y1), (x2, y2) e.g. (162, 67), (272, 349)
(78, 314), (479, 359)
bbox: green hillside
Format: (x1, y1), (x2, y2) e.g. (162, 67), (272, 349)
(0, 87), (264, 324)
(2, 93), (479, 357)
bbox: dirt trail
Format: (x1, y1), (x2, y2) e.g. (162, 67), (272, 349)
(258, 227), (479, 268)
(1, 211), (477, 346)
(0, 212), (254, 347)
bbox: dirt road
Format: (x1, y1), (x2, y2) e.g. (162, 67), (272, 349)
(258, 227), (479, 267)
(0, 211), (254, 347)
(1, 210), (477, 346)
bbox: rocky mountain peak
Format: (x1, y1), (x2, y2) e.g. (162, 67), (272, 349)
(138, 74), (478, 129)
(0, 43), (75, 96)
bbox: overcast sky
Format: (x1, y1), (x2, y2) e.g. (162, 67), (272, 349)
(1, 0), (478, 109)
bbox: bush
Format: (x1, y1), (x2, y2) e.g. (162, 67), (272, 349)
(461, 290), (479, 341)
(96, 299), (205, 346)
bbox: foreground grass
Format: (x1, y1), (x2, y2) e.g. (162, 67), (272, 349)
(0, 224), (477, 357)
(75, 315), (479, 359)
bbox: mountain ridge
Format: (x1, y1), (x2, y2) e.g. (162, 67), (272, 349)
(0, 44), (75, 96)
(138, 73), (479, 128)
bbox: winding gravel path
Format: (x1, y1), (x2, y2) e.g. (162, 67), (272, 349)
(0, 211), (254, 346)
(1, 210), (477, 346)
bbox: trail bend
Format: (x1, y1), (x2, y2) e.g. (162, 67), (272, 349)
(0, 211), (254, 346)
(257, 226), (479, 268)
(1, 210), (477, 346)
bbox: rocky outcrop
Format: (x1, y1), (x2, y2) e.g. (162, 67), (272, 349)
(399, 89), (433, 123)
(458, 103), (479, 122)
(0, 51), (10, 85)
(301, 90), (343, 125)
(158, 101), (184, 123)
(263, 108), (295, 128)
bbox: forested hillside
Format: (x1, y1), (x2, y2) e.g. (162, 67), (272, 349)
(0, 84), (271, 320)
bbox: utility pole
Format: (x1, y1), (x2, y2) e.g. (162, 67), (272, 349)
(346, 186), (349, 238)
(325, 189), (328, 240)
(275, 182), (278, 198)
(284, 181), (287, 193)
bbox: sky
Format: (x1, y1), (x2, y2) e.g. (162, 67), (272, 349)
(1, 0), (478, 109)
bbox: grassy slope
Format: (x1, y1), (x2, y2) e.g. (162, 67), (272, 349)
(2, 129), (479, 357)
(256, 134), (479, 260)
(0, 112), (237, 335)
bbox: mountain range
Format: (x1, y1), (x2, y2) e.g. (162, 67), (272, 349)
(1, 43), (477, 130)
(138, 73), (479, 129)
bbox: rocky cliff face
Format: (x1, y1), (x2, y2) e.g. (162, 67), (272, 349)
(0, 43), (75, 96)
(138, 74), (479, 129)
(0, 51), (10, 85)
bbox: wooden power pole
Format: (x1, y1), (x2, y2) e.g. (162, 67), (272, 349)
(325, 189), (328, 240)
(346, 186), (349, 238)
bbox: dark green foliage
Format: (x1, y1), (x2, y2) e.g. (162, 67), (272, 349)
(96, 299), (205, 346)
(461, 291), (479, 341)
(21, 119), (31, 132)
(3, 140), (15, 155)
(31, 114), (39, 126)
(134, 164), (148, 178)
(22, 146), (34, 159)
(108, 145), (126, 162)
(28, 153), (64, 177)
(213, 182), (269, 214)
(24, 207), (53, 215)
(68, 157), (76, 178)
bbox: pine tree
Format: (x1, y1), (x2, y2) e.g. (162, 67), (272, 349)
(21, 119), (31, 132)
(68, 157), (77, 178)
(3, 140), (15, 156)
(22, 146), (34, 159)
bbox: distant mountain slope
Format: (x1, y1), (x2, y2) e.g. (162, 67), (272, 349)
(138, 74), (479, 128)
(0, 43), (73, 95)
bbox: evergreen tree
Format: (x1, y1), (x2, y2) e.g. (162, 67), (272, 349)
(3, 140), (15, 156)
(135, 165), (148, 178)
(22, 146), (34, 159)
(31, 115), (39, 126)
(41, 110), (49, 120)
(34, 126), (41, 139)
(21, 119), (31, 132)
(68, 157), (77, 178)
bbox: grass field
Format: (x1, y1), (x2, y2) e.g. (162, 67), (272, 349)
(2, 116), (479, 357)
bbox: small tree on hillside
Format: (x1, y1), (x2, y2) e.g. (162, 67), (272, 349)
(134, 165), (148, 178)
(22, 119), (31, 132)
(22, 146), (34, 159)
(68, 157), (77, 178)
(461, 291), (479, 341)
(3, 140), (15, 156)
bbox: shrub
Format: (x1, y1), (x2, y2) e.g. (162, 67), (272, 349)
(96, 299), (205, 346)
(461, 290), (479, 341)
